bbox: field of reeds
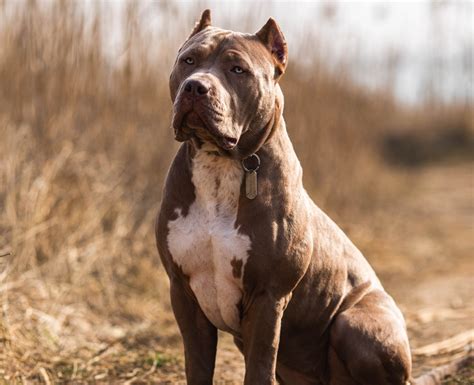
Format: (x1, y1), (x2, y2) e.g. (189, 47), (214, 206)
(0, 2), (472, 384)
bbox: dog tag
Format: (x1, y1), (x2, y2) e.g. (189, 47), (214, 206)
(242, 154), (260, 200)
(242, 154), (260, 199)
(245, 170), (258, 199)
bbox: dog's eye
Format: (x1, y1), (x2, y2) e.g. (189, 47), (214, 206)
(184, 57), (194, 65)
(231, 66), (244, 74)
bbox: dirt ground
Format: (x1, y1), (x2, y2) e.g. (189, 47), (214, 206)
(72, 161), (472, 385)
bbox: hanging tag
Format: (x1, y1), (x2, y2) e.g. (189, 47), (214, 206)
(242, 154), (260, 200)
(245, 170), (258, 199)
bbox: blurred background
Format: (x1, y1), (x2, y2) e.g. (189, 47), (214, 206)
(0, 1), (472, 383)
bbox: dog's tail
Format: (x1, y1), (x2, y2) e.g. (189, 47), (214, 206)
(410, 354), (472, 385)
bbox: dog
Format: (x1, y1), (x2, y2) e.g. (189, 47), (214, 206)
(156, 10), (412, 385)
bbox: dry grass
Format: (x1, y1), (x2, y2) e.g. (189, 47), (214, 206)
(0, 2), (472, 384)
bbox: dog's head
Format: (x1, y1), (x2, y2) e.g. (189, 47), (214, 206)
(170, 9), (287, 156)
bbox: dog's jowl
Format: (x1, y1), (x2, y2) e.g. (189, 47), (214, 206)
(156, 9), (412, 385)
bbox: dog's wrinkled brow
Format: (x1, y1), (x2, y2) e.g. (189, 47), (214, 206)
(223, 50), (248, 61)
(179, 45), (209, 59)
(221, 50), (251, 66)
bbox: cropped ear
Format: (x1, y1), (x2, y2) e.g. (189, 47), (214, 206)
(256, 18), (288, 78)
(189, 9), (212, 39)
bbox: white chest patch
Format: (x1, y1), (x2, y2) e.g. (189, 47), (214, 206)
(167, 145), (251, 332)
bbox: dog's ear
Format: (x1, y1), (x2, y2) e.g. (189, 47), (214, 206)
(256, 18), (288, 78)
(189, 9), (212, 39)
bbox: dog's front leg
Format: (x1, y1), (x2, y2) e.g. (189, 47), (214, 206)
(170, 278), (217, 385)
(241, 292), (290, 385)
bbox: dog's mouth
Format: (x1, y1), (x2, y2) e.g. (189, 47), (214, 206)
(173, 107), (238, 151)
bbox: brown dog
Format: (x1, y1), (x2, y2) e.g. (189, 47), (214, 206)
(156, 10), (412, 385)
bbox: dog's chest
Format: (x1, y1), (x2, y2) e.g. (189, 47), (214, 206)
(167, 148), (251, 332)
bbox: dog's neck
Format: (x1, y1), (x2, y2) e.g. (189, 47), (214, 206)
(188, 118), (303, 202)
(256, 118), (303, 185)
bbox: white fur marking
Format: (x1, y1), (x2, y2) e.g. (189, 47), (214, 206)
(167, 144), (251, 332)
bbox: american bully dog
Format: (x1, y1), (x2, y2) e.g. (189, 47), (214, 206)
(156, 10), (413, 385)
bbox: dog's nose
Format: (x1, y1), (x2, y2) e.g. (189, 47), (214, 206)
(183, 79), (209, 96)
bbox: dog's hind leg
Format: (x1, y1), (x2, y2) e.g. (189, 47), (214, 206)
(329, 289), (412, 385)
